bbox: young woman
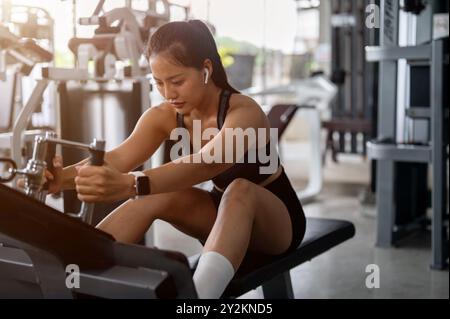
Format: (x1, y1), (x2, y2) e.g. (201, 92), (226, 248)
(47, 20), (306, 299)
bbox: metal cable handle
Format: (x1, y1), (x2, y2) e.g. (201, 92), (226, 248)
(0, 158), (17, 183)
(0, 132), (105, 225)
(76, 139), (105, 224)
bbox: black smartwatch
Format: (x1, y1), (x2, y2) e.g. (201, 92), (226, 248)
(129, 171), (151, 198)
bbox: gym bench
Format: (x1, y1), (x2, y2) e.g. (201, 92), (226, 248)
(0, 183), (355, 299)
(222, 218), (354, 298)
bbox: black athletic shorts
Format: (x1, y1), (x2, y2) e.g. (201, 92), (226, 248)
(206, 167), (307, 276)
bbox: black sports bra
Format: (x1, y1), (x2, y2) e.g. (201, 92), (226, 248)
(176, 90), (280, 190)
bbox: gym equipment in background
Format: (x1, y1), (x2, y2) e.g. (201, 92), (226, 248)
(366, 0), (449, 269)
(244, 74), (338, 203)
(0, 24), (54, 165)
(325, 0), (377, 161)
(57, 0), (177, 223)
(0, 3), (54, 46)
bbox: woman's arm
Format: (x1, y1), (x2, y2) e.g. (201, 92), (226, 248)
(60, 105), (171, 191)
(144, 96), (269, 195)
(75, 96), (270, 202)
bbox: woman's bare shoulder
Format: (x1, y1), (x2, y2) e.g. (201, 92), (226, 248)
(229, 93), (260, 110)
(144, 102), (176, 116)
(141, 102), (177, 130)
(228, 93), (268, 125)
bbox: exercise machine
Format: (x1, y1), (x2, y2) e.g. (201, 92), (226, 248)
(0, 181), (195, 299)
(0, 3), (55, 136)
(57, 0), (177, 223)
(0, 3), (54, 46)
(0, 178), (354, 299)
(0, 24), (54, 165)
(0, 132), (105, 224)
(366, 0), (449, 269)
(1, 4), (155, 220)
(325, 0), (377, 161)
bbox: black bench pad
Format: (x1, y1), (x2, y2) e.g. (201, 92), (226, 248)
(189, 217), (355, 297)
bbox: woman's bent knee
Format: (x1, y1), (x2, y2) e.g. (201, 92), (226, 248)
(220, 179), (256, 216)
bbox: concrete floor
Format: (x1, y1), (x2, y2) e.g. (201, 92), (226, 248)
(278, 184), (448, 299)
(150, 143), (449, 299)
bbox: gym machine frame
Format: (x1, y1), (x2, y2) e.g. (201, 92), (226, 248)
(1, 132), (105, 225)
(366, 0), (448, 269)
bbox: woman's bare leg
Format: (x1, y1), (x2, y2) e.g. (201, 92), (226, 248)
(96, 187), (217, 244)
(203, 178), (294, 271)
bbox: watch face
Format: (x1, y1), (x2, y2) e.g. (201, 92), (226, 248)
(136, 176), (150, 195)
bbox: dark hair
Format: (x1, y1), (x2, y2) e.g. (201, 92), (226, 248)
(146, 20), (239, 94)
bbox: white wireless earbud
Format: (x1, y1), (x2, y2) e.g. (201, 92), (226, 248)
(204, 68), (209, 84)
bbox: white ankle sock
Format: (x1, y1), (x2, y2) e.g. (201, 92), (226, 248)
(193, 251), (235, 299)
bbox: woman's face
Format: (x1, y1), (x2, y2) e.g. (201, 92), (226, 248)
(150, 52), (205, 115)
